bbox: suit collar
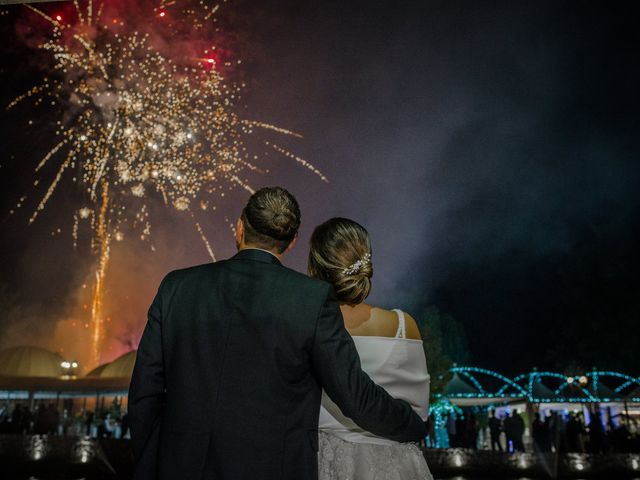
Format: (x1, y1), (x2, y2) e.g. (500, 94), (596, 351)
(232, 248), (282, 265)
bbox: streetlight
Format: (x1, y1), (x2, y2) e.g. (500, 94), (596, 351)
(60, 360), (80, 378)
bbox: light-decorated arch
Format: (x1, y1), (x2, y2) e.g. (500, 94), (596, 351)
(447, 366), (640, 403)
(449, 366), (527, 399)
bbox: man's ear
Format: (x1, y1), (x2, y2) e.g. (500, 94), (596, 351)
(285, 234), (298, 253)
(235, 218), (244, 245)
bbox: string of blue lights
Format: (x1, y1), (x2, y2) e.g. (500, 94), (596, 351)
(449, 367), (640, 403)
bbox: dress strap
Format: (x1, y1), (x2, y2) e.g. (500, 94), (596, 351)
(392, 309), (406, 339)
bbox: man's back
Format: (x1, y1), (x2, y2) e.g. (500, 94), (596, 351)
(129, 249), (426, 480)
(158, 250), (329, 478)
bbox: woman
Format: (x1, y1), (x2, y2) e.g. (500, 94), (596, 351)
(308, 218), (433, 480)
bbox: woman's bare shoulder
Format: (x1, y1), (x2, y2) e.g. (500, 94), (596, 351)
(365, 306), (396, 337)
(345, 304), (423, 340)
(360, 305), (420, 340)
(401, 311), (423, 341)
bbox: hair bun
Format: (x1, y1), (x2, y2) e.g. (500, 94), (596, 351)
(308, 218), (373, 306)
(334, 272), (372, 306)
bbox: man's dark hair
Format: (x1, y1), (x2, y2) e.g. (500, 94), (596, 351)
(241, 187), (301, 253)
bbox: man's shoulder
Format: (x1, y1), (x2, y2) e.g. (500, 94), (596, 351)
(160, 262), (219, 286)
(162, 261), (331, 295)
(270, 263), (332, 295)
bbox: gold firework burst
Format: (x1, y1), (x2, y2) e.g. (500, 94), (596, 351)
(8, 0), (327, 367)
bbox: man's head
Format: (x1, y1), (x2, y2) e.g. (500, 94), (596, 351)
(236, 187), (301, 255)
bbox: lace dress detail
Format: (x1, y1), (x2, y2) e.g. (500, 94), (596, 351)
(318, 431), (433, 480)
(318, 309), (433, 480)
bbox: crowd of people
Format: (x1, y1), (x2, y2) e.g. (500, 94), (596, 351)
(424, 407), (640, 454)
(0, 400), (130, 439)
(530, 410), (639, 454)
(488, 409), (526, 452)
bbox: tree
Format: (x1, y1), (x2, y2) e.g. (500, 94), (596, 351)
(414, 306), (471, 397)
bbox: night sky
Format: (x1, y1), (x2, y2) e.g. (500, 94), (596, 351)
(1, 1), (638, 375)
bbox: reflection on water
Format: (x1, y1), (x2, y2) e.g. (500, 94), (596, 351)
(12, 476), (640, 480)
(6, 436), (640, 480)
(11, 474), (114, 480)
(12, 473), (640, 480)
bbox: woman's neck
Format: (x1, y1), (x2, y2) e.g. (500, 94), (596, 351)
(340, 303), (373, 331)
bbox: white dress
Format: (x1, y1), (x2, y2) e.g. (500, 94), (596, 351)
(318, 309), (433, 480)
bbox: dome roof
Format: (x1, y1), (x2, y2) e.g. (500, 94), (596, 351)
(88, 351), (137, 378)
(445, 372), (479, 396)
(86, 363), (109, 377)
(0, 346), (64, 378)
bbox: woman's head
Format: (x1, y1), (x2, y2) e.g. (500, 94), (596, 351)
(308, 217), (372, 305)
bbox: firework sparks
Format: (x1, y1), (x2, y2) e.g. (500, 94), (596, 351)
(8, 0), (327, 367)
(90, 181), (111, 368)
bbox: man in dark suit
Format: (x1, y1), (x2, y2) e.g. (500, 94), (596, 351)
(129, 187), (426, 480)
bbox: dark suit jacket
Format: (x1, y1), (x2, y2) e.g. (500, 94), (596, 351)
(128, 249), (426, 480)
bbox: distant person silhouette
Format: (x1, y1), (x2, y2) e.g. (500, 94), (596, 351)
(532, 412), (549, 452)
(488, 409), (502, 452)
(512, 409), (525, 452)
(588, 411), (605, 453)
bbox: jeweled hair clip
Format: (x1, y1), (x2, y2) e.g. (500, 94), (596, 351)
(343, 253), (372, 275)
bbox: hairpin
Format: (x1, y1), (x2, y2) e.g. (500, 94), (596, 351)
(343, 253), (371, 275)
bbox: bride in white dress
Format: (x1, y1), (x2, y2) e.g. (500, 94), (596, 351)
(308, 217), (433, 480)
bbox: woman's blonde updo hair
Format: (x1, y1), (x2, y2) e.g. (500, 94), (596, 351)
(308, 217), (373, 305)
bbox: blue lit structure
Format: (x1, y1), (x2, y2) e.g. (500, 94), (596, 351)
(445, 366), (640, 404)
(428, 398), (463, 448)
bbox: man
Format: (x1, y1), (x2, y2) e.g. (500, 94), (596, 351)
(488, 409), (502, 452)
(511, 409), (525, 452)
(531, 412), (548, 452)
(129, 187), (426, 480)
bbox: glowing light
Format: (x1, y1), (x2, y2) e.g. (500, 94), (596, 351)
(131, 184), (145, 197)
(55, 15), (62, 22)
(30, 436), (46, 460)
(518, 456), (529, 469)
(173, 197), (190, 211)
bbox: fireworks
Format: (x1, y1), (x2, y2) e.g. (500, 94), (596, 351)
(8, 0), (327, 367)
